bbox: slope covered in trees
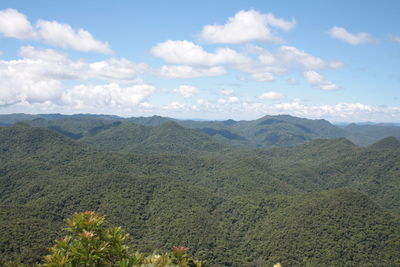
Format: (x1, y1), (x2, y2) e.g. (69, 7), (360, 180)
(2, 113), (400, 147)
(1, 123), (399, 266)
(80, 121), (227, 154)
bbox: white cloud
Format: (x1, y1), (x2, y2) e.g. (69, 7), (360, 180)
(61, 83), (155, 109)
(249, 71), (275, 82)
(139, 102), (155, 108)
(0, 62), (62, 105)
(217, 96), (240, 104)
(19, 45), (68, 61)
(164, 101), (186, 110)
(173, 85), (199, 98)
(199, 10), (295, 44)
(36, 20), (112, 53)
(277, 46), (343, 69)
(159, 65), (226, 78)
(17, 46), (146, 83)
(228, 96), (240, 103)
(0, 9), (35, 39)
(234, 45), (343, 82)
(0, 49), (64, 105)
(221, 89), (234, 95)
(151, 40), (342, 81)
(241, 99), (400, 122)
(253, 45), (343, 70)
(303, 71), (338, 90)
(151, 40), (249, 67)
(0, 8), (111, 53)
(259, 91), (285, 100)
(88, 58), (148, 83)
(0, 46), (152, 107)
(327, 26), (375, 45)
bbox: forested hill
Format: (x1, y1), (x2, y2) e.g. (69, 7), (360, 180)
(1, 113), (400, 147)
(80, 121), (227, 154)
(1, 123), (399, 266)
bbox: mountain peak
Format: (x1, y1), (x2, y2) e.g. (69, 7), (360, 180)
(369, 136), (400, 149)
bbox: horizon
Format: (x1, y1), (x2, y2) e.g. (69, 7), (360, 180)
(0, 1), (399, 122)
(2, 112), (400, 125)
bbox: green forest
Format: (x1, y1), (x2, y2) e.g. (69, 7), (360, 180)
(0, 114), (399, 266)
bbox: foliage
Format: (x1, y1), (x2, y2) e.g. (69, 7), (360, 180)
(1, 123), (400, 266)
(80, 121), (227, 155)
(43, 211), (129, 266)
(43, 211), (201, 267)
(2, 113), (400, 147)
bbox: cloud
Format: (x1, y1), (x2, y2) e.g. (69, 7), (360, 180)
(88, 58), (148, 83)
(36, 20), (112, 53)
(173, 85), (199, 98)
(253, 45), (343, 70)
(151, 40), (249, 67)
(199, 10), (295, 44)
(0, 48), (64, 105)
(0, 65), (62, 105)
(327, 26), (375, 45)
(145, 95), (400, 123)
(151, 39), (342, 81)
(217, 96), (240, 104)
(159, 65), (226, 78)
(236, 45), (343, 82)
(0, 8), (35, 40)
(17, 46), (146, 82)
(19, 45), (68, 62)
(259, 91), (285, 100)
(61, 83), (155, 109)
(277, 46), (343, 69)
(228, 96), (240, 103)
(0, 46), (152, 107)
(221, 89), (234, 95)
(241, 99), (400, 122)
(163, 101), (186, 110)
(0, 8), (111, 53)
(303, 71), (338, 90)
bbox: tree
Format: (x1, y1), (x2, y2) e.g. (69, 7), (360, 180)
(43, 211), (201, 267)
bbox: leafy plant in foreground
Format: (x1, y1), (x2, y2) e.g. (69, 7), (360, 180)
(43, 211), (201, 267)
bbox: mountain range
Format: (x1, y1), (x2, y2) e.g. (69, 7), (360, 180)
(0, 114), (399, 266)
(1, 113), (400, 148)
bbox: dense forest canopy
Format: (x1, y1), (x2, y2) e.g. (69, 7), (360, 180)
(0, 114), (399, 266)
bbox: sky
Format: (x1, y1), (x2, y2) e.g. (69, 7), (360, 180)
(0, 0), (399, 122)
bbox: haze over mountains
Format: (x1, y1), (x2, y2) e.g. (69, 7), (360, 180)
(0, 113), (400, 266)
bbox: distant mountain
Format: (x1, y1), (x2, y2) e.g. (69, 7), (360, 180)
(80, 121), (227, 154)
(179, 114), (348, 148)
(369, 136), (400, 150)
(126, 115), (175, 126)
(344, 123), (400, 146)
(2, 113), (400, 148)
(0, 113), (121, 126)
(27, 117), (122, 139)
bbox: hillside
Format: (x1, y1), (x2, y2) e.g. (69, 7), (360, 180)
(2, 113), (400, 148)
(344, 123), (400, 146)
(369, 136), (400, 150)
(247, 189), (400, 266)
(80, 121), (227, 154)
(1, 124), (400, 266)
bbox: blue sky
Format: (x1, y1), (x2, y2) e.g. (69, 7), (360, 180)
(0, 0), (399, 122)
